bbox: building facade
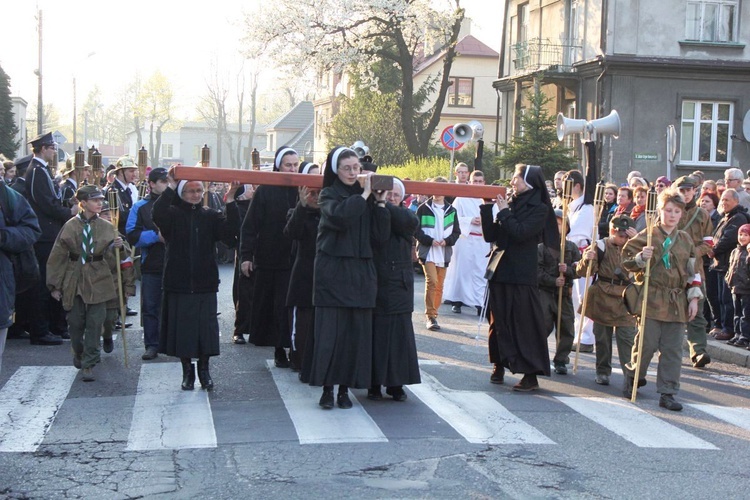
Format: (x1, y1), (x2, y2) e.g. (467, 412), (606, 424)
(494, 0), (750, 182)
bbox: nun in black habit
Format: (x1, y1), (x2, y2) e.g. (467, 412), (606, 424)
(369, 178), (421, 401)
(240, 147), (299, 366)
(308, 147), (390, 409)
(480, 164), (559, 392)
(154, 173), (240, 390)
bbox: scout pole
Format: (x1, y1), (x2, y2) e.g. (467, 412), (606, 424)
(108, 190), (129, 368)
(556, 179), (573, 345)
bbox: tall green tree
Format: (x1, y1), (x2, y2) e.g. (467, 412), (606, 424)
(500, 83), (577, 179)
(0, 65), (19, 158)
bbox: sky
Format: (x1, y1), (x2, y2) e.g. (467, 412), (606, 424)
(2, 0), (504, 125)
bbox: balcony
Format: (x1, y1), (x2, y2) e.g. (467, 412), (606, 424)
(512, 38), (582, 73)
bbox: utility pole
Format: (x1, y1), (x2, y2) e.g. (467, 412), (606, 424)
(73, 78), (77, 150)
(36, 10), (43, 135)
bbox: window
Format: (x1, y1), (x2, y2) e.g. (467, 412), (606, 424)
(447, 77), (474, 107)
(686, 1), (738, 42)
(518, 3), (529, 44)
(680, 100), (733, 165)
(162, 144), (173, 157)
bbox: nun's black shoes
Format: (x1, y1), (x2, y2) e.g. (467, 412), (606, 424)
(197, 356), (214, 390)
(319, 387), (334, 409)
(386, 386), (407, 402)
(232, 334), (246, 345)
(274, 347), (290, 368)
(512, 374), (539, 392)
(337, 387), (353, 409)
(490, 364), (504, 384)
(180, 358), (195, 391)
(367, 387), (383, 400)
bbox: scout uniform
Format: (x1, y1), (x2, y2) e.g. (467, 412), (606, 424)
(47, 186), (118, 380)
(576, 215), (637, 385)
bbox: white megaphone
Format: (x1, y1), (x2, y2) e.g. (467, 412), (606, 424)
(454, 120), (484, 142)
(556, 110), (621, 142)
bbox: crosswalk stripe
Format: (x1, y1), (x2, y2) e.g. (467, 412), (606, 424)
(408, 370), (555, 445)
(126, 363), (217, 451)
(556, 397), (719, 449)
(266, 360), (388, 445)
(688, 404), (750, 432)
(0, 366), (78, 452)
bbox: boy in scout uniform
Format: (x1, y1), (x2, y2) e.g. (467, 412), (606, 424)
(577, 215), (638, 386)
(47, 185), (124, 381)
(674, 175), (713, 368)
(621, 190), (702, 411)
(537, 209), (581, 375)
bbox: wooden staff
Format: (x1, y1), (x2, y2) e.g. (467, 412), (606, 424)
(108, 190), (129, 368)
(556, 179), (573, 345)
(631, 188), (659, 402)
(572, 182), (607, 374)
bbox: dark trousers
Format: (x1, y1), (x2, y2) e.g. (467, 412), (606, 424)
(539, 288), (575, 364)
(732, 292), (750, 341)
(705, 267), (722, 329)
(232, 260), (254, 336)
(31, 241), (66, 339)
(141, 273), (162, 348)
(718, 271), (735, 333)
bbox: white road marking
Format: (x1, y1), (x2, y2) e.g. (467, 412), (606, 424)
(688, 404), (750, 432)
(267, 360), (387, 444)
(126, 363), (217, 451)
(0, 366), (78, 452)
(408, 370), (554, 445)
(556, 397), (718, 449)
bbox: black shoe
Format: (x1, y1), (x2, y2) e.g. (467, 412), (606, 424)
(451, 305), (462, 314)
(102, 338), (114, 354)
(623, 376), (646, 398)
(595, 374), (610, 385)
(577, 343), (594, 353)
(180, 358), (195, 391)
(385, 386), (407, 402)
(734, 338), (750, 348)
(726, 336), (740, 345)
(319, 388), (334, 409)
(126, 307), (138, 317)
(141, 347), (158, 360)
(554, 362), (568, 375)
(57, 331), (71, 340)
(367, 387), (383, 400)
(659, 394), (683, 411)
(232, 335), (246, 345)
(73, 352), (82, 369)
(30, 333), (63, 346)
(337, 391), (353, 409)
(274, 348), (290, 368)
(512, 374), (539, 392)
(114, 321), (133, 329)
(426, 318), (440, 331)
(490, 364), (504, 384)
(692, 353), (711, 368)
(197, 356), (213, 390)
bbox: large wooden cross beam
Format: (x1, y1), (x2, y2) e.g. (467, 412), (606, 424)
(172, 166), (507, 199)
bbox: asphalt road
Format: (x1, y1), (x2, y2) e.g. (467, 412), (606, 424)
(1, 263), (749, 499)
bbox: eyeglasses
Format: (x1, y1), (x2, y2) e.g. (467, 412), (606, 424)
(339, 165), (361, 173)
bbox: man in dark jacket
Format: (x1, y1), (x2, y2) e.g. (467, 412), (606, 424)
(0, 182), (42, 368)
(126, 167), (169, 360)
(25, 132), (78, 345)
(711, 188), (750, 340)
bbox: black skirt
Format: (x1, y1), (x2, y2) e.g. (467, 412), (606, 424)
(159, 292), (220, 358)
(308, 306), (372, 388)
(290, 306), (315, 383)
(248, 268), (290, 347)
(487, 283), (551, 376)
(372, 312), (421, 387)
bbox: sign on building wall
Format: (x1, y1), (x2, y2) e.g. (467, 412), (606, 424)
(634, 153), (658, 161)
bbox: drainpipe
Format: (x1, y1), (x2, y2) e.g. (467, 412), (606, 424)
(495, 0), (512, 153)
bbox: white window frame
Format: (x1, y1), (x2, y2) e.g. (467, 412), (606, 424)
(680, 100), (733, 166)
(685, 0), (739, 43)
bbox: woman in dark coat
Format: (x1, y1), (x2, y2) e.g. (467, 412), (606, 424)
(480, 164), (559, 392)
(308, 146), (390, 409)
(369, 178), (421, 401)
(284, 162), (320, 379)
(153, 173), (240, 391)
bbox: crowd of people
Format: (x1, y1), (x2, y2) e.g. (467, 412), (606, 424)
(1, 135), (747, 413)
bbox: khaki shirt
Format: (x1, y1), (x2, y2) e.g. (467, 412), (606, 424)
(678, 203), (712, 280)
(576, 238), (636, 327)
(622, 224), (697, 323)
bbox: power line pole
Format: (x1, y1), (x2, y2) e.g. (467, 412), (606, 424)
(36, 9), (43, 135)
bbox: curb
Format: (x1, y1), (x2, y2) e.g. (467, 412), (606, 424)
(703, 337), (750, 368)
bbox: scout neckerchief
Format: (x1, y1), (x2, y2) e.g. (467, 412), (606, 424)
(658, 226), (677, 270)
(79, 214), (97, 263)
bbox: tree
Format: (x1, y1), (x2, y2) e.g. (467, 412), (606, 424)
(132, 72), (174, 168)
(0, 64), (19, 158)
(327, 90), (410, 166)
(241, 0), (465, 158)
(499, 82), (577, 179)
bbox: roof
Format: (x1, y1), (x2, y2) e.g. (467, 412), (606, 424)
(414, 35), (499, 75)
(266, 101), (314, 131)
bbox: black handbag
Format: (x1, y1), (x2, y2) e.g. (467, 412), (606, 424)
(0, 185), (40, 293)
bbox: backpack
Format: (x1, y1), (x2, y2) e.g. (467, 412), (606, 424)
(0, 184), (40, 293)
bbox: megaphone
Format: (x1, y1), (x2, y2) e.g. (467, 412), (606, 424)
(350, 140), (370, 158)
(454, 120), (484, 142)
(556, 110), (621, 142)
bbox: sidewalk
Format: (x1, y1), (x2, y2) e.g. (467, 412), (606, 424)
(702, 337), (750, 368)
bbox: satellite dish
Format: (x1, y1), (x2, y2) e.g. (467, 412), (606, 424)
(743, 110), (750, 142)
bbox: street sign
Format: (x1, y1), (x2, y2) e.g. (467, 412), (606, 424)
(52, 130), (67, 144)
(440, 126), (464, 151)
